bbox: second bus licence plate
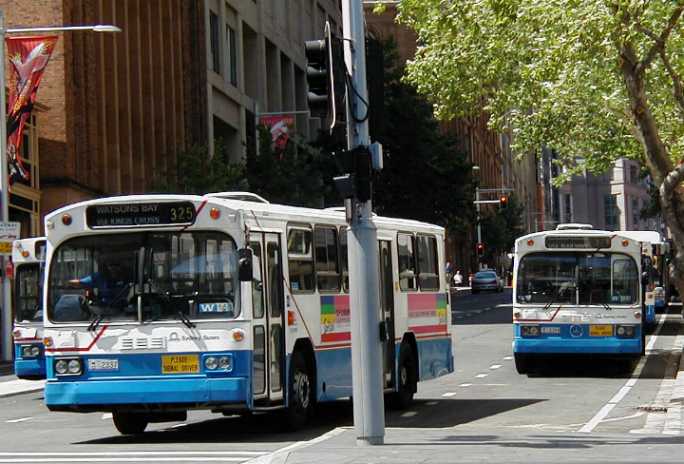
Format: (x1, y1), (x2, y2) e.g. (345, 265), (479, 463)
(162, 355), (199, 374)
(589, 325), (613, 337)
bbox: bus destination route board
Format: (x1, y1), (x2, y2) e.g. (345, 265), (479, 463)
(86, 202), (196, 228)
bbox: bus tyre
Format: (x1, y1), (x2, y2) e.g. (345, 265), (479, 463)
(514, 353), (529, 375)
(286, 350), (313, 430)
(112, 411), (148, 435)
(393, 344), (417, 410)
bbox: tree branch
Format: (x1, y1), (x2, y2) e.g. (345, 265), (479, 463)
(660, 163), (684, 238)
(659, 47), (684, 117)
(636, 5), (684, 74)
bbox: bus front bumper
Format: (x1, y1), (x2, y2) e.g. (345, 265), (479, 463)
(45, 377), (250, 411)
(513, 337), (641, 354)
(14, 357), (46, 379)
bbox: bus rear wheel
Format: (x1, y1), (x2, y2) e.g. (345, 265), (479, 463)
(514, 353), (530, 375)
(285, 350), (314, 430)
(112, 411), (148, 435)
(393, 344), (417, 410)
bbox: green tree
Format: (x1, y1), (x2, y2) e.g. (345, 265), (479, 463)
(481, 194), (526, 261)
(367, 37), (476, 236)
(398, 1), (684, 294)
(152, 140), (247, 194)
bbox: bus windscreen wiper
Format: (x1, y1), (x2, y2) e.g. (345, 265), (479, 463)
(88, 314), (104, 332)
(177, 311), (195, 329)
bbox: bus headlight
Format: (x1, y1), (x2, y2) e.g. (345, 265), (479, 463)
(54, 359), (69, 375)
(521, 325), (540, 337)
(204, 356), (218, 370)
(67, 359), (83, 375)
(616, 325), (636, 338)
(21, 345), (40, 358)
(218, 356), (232, 371)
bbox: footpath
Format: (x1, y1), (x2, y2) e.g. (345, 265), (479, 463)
(0, 362), (44, 398)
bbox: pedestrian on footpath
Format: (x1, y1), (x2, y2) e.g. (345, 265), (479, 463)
(453, 270), (463, 286)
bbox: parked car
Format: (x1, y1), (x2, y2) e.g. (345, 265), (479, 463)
(471, 270), (504, 294)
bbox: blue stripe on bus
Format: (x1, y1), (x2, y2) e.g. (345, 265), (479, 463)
(513, 323), (642, 354)
(315, 336), (453, 401)
(14, 344), (46, 379)
(45, 350), (252, 409)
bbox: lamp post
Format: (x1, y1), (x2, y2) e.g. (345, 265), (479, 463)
(0, 10), (120, 360)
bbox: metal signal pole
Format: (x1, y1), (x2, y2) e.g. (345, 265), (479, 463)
(342, 0), (385, 446)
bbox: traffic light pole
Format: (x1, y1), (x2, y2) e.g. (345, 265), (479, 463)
(342, 0), (385, 446)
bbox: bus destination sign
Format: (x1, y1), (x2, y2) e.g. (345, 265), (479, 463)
(545, 236), (612, 249)
(86, 202), (196, 228)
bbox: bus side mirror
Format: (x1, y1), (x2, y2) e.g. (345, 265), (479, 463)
(238, 248), (253, 282)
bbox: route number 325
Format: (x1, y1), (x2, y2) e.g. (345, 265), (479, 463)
(170, 206), (195, 222)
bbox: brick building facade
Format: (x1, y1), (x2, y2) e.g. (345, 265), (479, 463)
(2, 0), (207, 232)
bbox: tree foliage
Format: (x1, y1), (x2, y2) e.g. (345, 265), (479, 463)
(397, 1), (684, 292)
(481, 194), (526, 259)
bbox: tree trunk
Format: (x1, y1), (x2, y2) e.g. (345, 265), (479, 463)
(619, 44), (684, 301)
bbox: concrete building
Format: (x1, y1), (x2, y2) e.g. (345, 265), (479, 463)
(556, 158), (663, 233)
(204, 0), (342, 160)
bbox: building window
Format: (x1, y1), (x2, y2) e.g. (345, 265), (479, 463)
(563, 194), (572, 223)
(631, 197), (640, 228)
(227, 25), (238, 86)
(210, 12), (220, 74)
(629, 165), (639, 184)
(604, 194), (619, 230)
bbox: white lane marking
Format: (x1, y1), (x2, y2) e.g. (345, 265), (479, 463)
(458, 383), (472, 387)
(475, 374), (488, 378)
(101, 413), (112, 420)
(5, 417), (31, 423)
(426, 401), (438, 406)
(0, 379), (45, 398)
(401, 411), (418, 418)
(490, 364), (502, 370)
(597, 411), (644, 423)
(246, 427), (346, 464)
(503, 356), (513, 360)
(481, 383), (508, 386)
(171, 423), (188, 429)
(441, 392), (457, 397)
(579, 314), (667, 433)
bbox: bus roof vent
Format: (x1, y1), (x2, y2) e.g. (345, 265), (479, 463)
(556, 223), (594, 231)
(205, 192), (270, 204)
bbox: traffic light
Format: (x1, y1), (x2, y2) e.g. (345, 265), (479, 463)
(305, 22), (346, 131)
(476, 243), (485, 256)
(333, 146), (372, 203)
(499, 195), (508, 208)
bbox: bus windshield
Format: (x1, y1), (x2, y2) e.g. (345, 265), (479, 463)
(15, 263), (43, 323)
(48, 231), (240, 323)
(517, 252), (638, 305)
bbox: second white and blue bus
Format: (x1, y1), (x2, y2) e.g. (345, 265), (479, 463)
(12, 237), (46, 379)
(513, 225), (643, 374)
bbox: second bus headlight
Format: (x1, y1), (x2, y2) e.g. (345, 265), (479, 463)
(616, 325), (636, 338)
(204, 356), (218, 370)
(54, 359), (69, 375)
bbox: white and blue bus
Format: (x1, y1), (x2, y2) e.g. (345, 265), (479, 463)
(43, 193), (453, 434)
(512, 225), (643, 374)
(12, 237), (46, 379)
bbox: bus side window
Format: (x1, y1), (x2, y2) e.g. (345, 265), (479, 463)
(314, 226), (340, 292)
(287, 227), (314, 293)
(251, 241), (264, 318)
(397, 233), (417, 291)
(339, 227), (349, 292)
(417, 235), (439, 291)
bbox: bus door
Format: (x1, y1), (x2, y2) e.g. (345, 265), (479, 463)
(378, 240), (396, 389)
(250, 232), (286, 403)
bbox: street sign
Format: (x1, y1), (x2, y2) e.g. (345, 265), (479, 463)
(0, 222), (20, 256)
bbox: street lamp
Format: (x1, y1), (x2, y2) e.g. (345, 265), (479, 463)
(0, 10), (120, 361)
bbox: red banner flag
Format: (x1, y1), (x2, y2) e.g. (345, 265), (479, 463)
(259, 115), (295, 154)
(6, 35), (58, 184)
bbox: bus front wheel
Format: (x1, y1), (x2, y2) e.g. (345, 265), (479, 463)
(514, 353), (530, 375)
(393, 344), (417, 409)
(285, 350), (314, 429)
(112, 411), (148, 435)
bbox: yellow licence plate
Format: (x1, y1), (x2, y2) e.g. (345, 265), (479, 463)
(589, 325), (613, 337)
(161, 354), (199, 374)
